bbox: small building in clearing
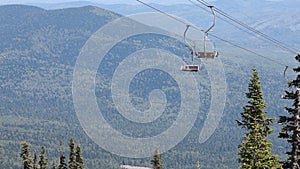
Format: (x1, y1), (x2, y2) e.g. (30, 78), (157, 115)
(120, 165), (152, 169)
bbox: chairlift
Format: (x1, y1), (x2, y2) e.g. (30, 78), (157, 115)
(181, 25), (200, 72)
(181, 65), (200, 72)
(197, 6), (219, 59)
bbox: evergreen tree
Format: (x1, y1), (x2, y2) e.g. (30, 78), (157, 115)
(58, 141), (68, 169)
(33, 151), (38, 169)
(58, 153), (67, 169)
(20, 141), (33, 169)
(279, 54), (300, 168)
(69, 139), (77, 169)
(75, 144), (85, 169)
(151, 148), (163, 169)
(52, 161), (56, 169)
(38, 146), (48, 169)
(237, 68), (281, 168)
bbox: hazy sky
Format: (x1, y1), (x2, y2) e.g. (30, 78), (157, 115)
(0, 0), (216, 5)
(0, 0), (185, 5)
(0, 0), (285, 6)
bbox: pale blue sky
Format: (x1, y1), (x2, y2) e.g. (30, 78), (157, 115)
(0, 0), (285, 6)
(0, 0), (216, 5)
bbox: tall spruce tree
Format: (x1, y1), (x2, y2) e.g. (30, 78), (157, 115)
(38, 146), (48, 169)
(75, 144), (85, 169)
(279, 54), (300, 168)
(237, 68), (281, 168)
(151, 148), (163, 169)
(69, 139), (77, 169)
(20, 141), (33, 169)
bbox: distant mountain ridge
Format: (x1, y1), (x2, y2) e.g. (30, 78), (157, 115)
(17, 0), (300, 48)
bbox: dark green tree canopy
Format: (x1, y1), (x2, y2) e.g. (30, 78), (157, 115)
(20, 141), (33, 169)
(38, 146), (48, 169)
(58, 141), (68, 169)
(151, 148), (163, 169)
(279, 54), (300, 168)
(68, 139), (77, 169)
(75, 144), (85, 169)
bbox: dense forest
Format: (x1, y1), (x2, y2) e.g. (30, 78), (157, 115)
(0, 4), (299, 169)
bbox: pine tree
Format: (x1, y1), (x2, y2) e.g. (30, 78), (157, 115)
(58, 141), (68, 169)
(69, 139), (77, 169)
(75, 144), (85, 169)
(20, 141), (33, 169)
(237, 68), (282, 168)
(33, 151), (38, 169)
(279, 54), (300, 168)
(58, 153), (67, 169)
(38, 146), (48, 169)
(52, 161), (57, 169)
(150, 148), (163, 169)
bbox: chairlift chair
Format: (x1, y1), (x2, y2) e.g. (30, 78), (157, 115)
(197, 6), (219, 59)
(181, 65), (200, 72)
(181, 25), (200, 72)
(180, 6), (218, 72)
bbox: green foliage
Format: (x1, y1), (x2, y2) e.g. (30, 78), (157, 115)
(20, 141), (33, 169)
(58, 153), (68, 169)
(151, 148), (163, 169)
(75, 144), (85, 169)
(52, 161), (56, 169)
(39, 146), (48, 169)
(68, 139), (76, 169)
(33, 152), (38, 169)
(237, 68), (281, 169)
(279, 54), (300, 168)
(58, 141), (68, 169)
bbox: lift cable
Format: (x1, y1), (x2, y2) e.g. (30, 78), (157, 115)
(135, 0), (189, 25)
(193, 0), (300, 54)
(187, 0), (289, 51)
(209, 33), (287, 67)
(135, 0), (289, 68)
